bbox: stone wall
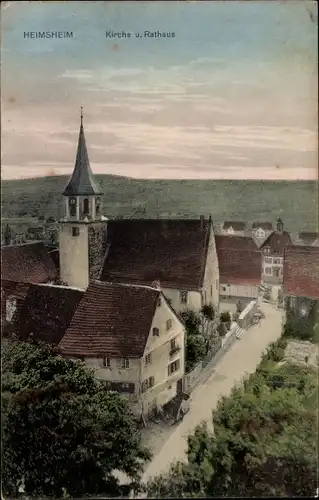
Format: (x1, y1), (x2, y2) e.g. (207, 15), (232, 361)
(237, 300), (258, 329)
(88, 222), (108, 280)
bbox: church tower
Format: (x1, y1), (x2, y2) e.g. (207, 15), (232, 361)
(59, 108), (108, 289)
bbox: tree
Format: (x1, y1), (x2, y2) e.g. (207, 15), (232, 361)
(2, 339), (151, 498)
(147, 359), (317, 498)
(185, 333), (207, 372)
(220, 311), (231, 323)
(3, 224), (12, 245)
(201, 304), (215, 321)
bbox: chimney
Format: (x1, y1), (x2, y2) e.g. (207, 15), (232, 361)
(200, 215), (205, 230)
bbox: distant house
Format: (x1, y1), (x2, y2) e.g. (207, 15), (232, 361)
(221, 221), (246, 236)
(59, 281), (186, 418)
(8, 283), (84, 343)
(99, 217), (220, 313)
(1, 242), (58, 326)
(215, 235), (261, 308)
(260, 218), (292, 284)
(296, 232), (319, 248)
(283, 245), (319, 317)
(251, 222), (273, 244)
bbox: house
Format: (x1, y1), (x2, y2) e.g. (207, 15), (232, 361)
(215, 235), (261, 311)
(296, 232), (319, 247)
(1, 242), (58, 326)
(59, 281), (186, 418)
(221, 221), (246, 236)
(7, 283), (84, 343)
(259, 218), (292, 284)
(283, 246), (319, 317)
(251, 222), (273, 244)
(99, 217), (220, 313)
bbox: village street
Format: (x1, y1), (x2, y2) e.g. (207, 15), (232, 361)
(142, 300), (284, 482)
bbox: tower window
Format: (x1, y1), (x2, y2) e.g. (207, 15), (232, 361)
(83, 198), (89, 215)
(96, 197), (101, 215)
(69, 197), (76, 217)
(72, 227), (80, 237)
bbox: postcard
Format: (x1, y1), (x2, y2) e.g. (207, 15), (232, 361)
(1, 2), (318, 499)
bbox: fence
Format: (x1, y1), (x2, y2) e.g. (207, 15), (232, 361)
(238, 300), (258, 329)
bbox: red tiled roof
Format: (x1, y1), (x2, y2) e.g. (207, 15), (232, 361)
(100, 219), (211, 290)
(59, 281), (161, 358)
(252, 222), (273, 230)
(283, 246), (319, 299)
(222, 221), (246, 231)
(1, 242), (58, 283)
(260, 231), (292, 254)
(216, 240), (262, 285)
(14, 284), (84, 344)
(215, 235), (258, 252)
(1, 280), (31, 324)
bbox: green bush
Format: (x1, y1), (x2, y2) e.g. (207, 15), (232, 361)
(220, 311), (231, 323)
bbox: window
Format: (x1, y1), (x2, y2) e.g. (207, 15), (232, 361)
(166, 318), (172, 331)
(83, 198), (89, 215)
(168, 360), (180, 376)
(210, 285), (213, 296)
(142, 376), (155, 392)
(121, 358), (130, 369)
(6, 298), (17, 322)
(216, 279), (219, 290)
(264, 257), (272, 264)
(171, 338), (176, 350)
(145, 353), (152, 366)
(222, 286), (227, 292)
(69, 197), (76, 217)
(95, 197), (101, 215)
(180, 290), (188, 304)
(152, 327), (159, 337)
(72, 227), (79, 237)
(273, 258), (281, 265)
(102, 357), (110, 368)
(265, 267), (272, 275)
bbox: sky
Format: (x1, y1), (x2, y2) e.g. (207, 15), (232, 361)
(1, 0), (318, 180)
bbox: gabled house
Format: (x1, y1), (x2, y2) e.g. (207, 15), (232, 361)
(283, 246), (319, 317)
(59, 281), (186, 418)
(259, 218), (292, 284)
(215, 235), (261, 309)
(221, 221), (246, 236)
(99, 217), (219, 313)
(251, 222), (273, 244)
(1, 242), (58, 327)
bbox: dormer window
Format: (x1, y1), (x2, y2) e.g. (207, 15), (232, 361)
(83, 198), (89, 215)
(69, 197), (76, 217)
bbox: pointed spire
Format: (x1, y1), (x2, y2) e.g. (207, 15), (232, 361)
(63, 108), (103, 196)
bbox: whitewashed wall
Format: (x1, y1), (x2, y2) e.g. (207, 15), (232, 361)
(59, 223), (88, 289)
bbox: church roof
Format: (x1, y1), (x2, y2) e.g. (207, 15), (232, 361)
(260, 230), (292, 254)
(59, 281), (162, 358)
(99, 218), (211, 290)
(63, 113), (103, 196)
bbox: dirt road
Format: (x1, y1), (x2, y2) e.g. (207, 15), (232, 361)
(143, 301), (283, 482)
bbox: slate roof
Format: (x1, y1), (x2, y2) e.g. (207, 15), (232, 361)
(100, 219), (211, 290)
(260, 230), (292, 255)
(59, 281), (162, 358)
(14, 284), (84, 344)
(283, 246), (319, 299)
(63, 118), (103, 196)
(252, 222), (273, 230)
(222, 221), (246, 231)
(1, 242), (58, 283)
(216, 247), (262, 285)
